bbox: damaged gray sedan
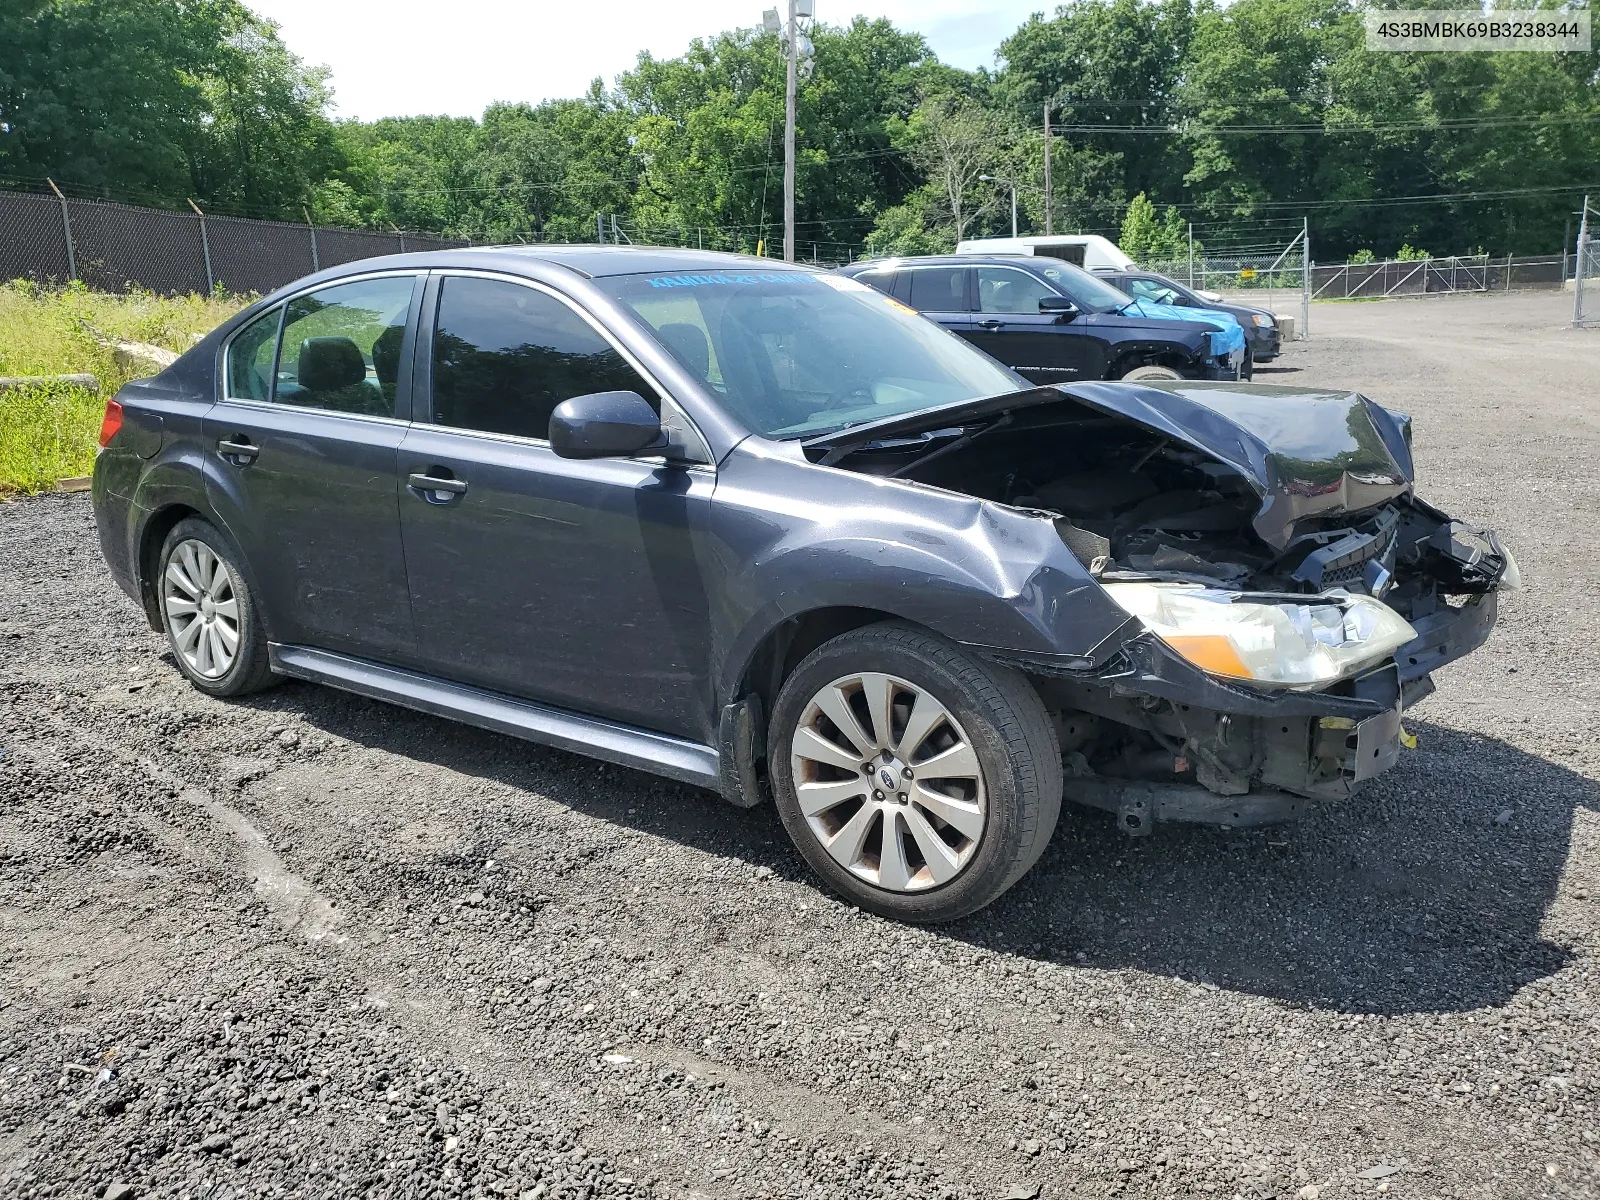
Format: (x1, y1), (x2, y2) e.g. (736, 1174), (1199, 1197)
(92, 247), (1517, 923)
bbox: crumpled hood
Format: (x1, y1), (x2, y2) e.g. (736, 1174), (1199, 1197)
(1118, 298), (1246, 359)
(1062, 380), (1415, 549)
(807, 381), (1416, 550)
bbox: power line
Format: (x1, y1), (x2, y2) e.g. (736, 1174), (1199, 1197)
(1050, 112), (1600, 137)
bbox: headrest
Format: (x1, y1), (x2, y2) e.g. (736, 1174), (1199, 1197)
(371, 325), (404, 387)
(657, 322), (711, 379)
(297, 337), (365, 392)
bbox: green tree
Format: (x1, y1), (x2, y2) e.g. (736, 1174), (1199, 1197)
(1119, 192), (1191, 263)
(0, 0), (340, 218)
(901, 94), (1011, 243)
(995, 0), (1195, 232)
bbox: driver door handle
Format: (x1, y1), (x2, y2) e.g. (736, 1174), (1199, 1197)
(976, 319), (1003, 330)
(408, 471), (468, 502)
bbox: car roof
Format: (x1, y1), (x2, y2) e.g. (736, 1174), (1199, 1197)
(456, 244), (823, 279)
(276, 244), (825, 289)
(842, 254), (1051, 271)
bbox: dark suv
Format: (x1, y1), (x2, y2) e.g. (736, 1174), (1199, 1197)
(1096, 269), (1282, 364)
(837, 254), (1246, 384)
(93, 246), (1515, 922)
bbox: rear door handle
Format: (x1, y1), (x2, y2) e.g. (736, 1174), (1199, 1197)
(976, 319), (1003, 330)
(217, 437), (259, 464)
(408, 471), (467, 502)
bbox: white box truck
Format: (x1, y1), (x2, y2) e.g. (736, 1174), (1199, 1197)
(954, 234), (1136, 272)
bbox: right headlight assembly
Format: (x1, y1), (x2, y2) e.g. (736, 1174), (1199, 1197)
(1103, 582), (1418, 690)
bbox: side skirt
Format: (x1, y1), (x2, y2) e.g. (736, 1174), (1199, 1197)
(267, 644), (721, 790)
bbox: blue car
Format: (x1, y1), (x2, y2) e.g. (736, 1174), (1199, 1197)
(837, 254), (1247, 384)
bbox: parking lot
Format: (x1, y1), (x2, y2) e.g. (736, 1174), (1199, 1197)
(1, 289), (1595, 1199)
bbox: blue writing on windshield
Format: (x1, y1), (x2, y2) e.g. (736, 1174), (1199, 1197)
(645, 272), (819, 289)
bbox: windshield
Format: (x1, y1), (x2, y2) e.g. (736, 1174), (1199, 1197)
(1030, 260), (1136, 312)
(597, 269), (1021, 439)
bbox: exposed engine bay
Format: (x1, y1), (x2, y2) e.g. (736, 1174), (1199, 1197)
(816, 383), (1516, 832)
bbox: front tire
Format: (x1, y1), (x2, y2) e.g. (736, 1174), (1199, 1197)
(1120, 363), (1184, 381)
(158, 517), (276, 697)
(769, 622), (1062, 923)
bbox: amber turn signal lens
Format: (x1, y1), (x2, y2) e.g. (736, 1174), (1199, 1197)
(1163, 634), (1253, 680)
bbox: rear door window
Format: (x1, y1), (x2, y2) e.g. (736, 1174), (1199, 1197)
(906, 267), (968, 313)
(226, 306), (282, 402)
(275, 275), (418, 416)
(429, 276), (658, 441)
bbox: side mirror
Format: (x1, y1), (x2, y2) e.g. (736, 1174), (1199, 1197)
(1038, 295), (1079, 320)
(549, 390), (666, 459)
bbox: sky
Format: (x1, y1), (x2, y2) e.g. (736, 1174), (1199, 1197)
(243, 0), (1049, 122)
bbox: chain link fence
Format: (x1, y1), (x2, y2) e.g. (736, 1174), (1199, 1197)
(1575, 200), (1599, 329)
(0, 188), (467, 296)
(1145, 243), (1311, 339)
(1577, 237), (1599, 328)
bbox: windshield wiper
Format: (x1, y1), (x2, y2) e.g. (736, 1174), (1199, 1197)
(884, 412), (1014, 478)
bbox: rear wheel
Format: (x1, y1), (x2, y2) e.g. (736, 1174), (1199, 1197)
(158, 517), (276, 697)
(769, 622), (1061, 922)
(1120, 363), (1184, 381)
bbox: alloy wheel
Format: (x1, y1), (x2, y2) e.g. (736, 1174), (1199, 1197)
(788, 672), (987, 892)
(162, 539), (241, 679)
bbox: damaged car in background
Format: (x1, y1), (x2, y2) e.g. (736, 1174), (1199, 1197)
(92, 248), (1517, 923)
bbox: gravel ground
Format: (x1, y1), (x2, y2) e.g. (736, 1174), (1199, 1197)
(1, 289), (1596, 1200)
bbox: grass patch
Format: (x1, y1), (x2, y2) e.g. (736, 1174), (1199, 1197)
(0, 381), (107, 494)
(0, 280), (249, 494)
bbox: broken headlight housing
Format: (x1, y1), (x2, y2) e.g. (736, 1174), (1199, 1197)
(1103, 583), (1418, 690)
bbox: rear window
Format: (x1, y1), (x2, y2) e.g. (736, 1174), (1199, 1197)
(226, 306), (282, 402)
(906, 267), (967, 313)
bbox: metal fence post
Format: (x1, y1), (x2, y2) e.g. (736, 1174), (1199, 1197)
(188, 199), (214, 292)
(1575, 195), (1591, 329)
(1505, 253), (1513, 292)
(46, 178), (77, 281)
(1300, 217), (1310, 340)
(304, 206), (320, 271)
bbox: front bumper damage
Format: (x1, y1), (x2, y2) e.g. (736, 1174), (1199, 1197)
(1198, 346), (1247, 381)
(1018, 562), (1504, 836)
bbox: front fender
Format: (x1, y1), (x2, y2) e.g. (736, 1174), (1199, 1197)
(709, 444), (1134, 702)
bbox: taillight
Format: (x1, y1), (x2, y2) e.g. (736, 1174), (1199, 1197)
(97, 399), (124, 448)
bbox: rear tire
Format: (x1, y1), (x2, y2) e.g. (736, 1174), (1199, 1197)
(769, 622), (1062, 923)
(157, 517), (277, 698)
(1120, 364), (1184, 381)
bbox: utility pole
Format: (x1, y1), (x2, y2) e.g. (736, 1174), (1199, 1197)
(783, 0), (797, 261)
(1042, 103), (1053, 236)
(765, 2), (812, 261)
